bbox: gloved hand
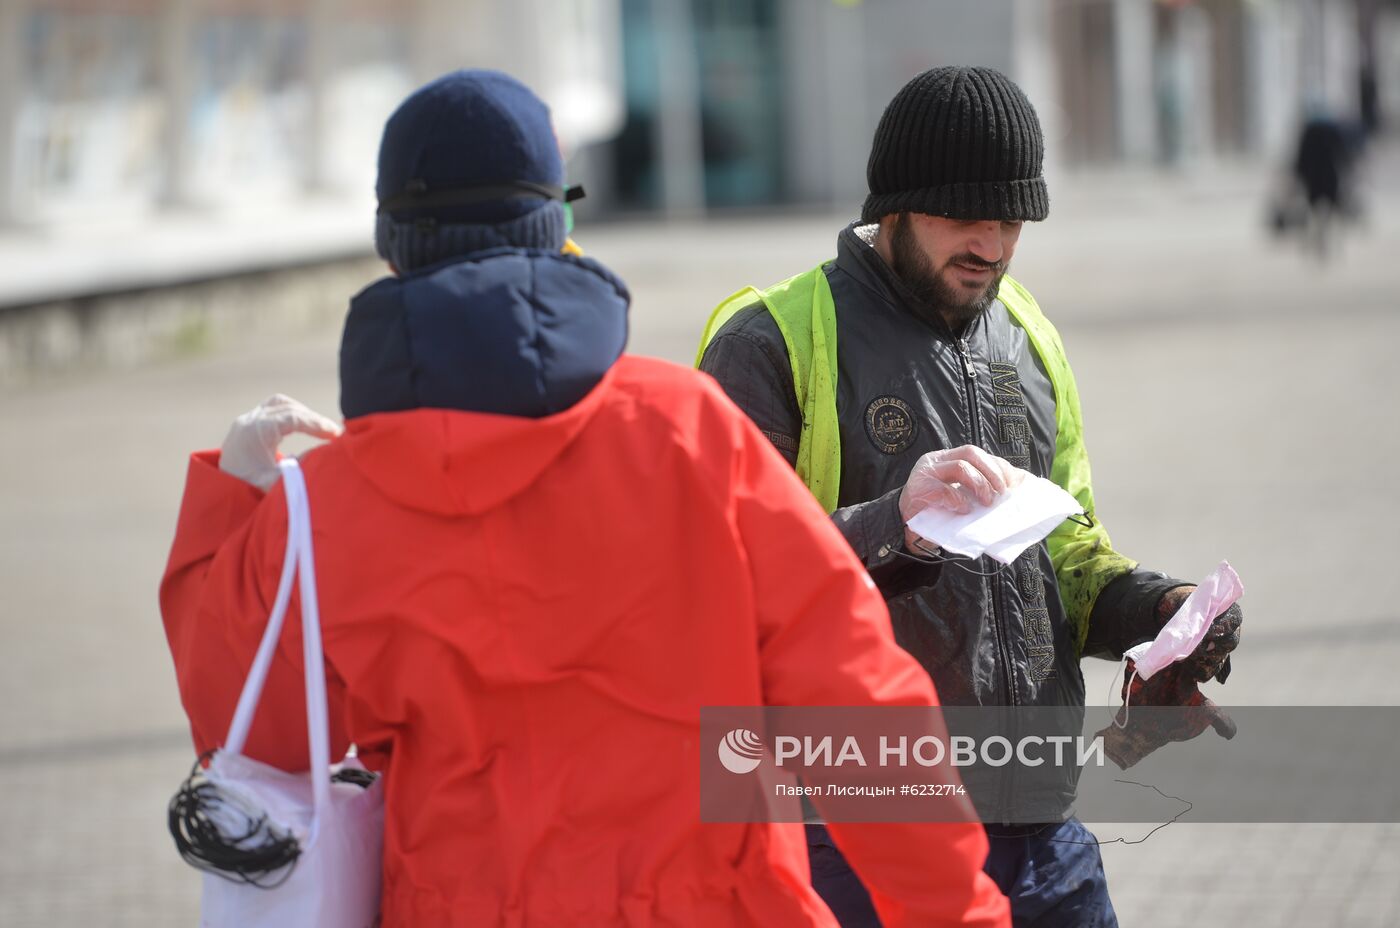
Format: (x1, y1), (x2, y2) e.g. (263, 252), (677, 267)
(1155, 585), (1244, 683)
(898, 445), (1024, 555)
(219, 394), (342, 491)
(1097, 658), (1237, 769)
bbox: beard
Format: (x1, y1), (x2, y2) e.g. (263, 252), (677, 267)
(888, 213), (1004, 331)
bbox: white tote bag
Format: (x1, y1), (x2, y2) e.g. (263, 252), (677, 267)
(169, 458), (383, 928)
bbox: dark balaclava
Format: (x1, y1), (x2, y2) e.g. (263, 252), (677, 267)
(862, 66), (1049, 224)
(375, 69), (571, 272)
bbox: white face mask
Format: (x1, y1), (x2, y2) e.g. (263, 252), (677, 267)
(1125, 561), (1244, 681)
(905, 474), (1083, 565)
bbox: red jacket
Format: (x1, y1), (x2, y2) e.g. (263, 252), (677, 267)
(161, 355), (1009, 927)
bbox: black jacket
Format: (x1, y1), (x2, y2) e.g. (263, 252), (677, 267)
(700, 224), (1183, 817)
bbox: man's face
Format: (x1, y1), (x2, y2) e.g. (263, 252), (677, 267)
(885, 212), (1024, 330)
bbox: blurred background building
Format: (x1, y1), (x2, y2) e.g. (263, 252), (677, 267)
(1, 0), (1396, 224)
(0, 0), (625, 226)
(604, 0), (1400, 213)
(0, 0), (1397, 376)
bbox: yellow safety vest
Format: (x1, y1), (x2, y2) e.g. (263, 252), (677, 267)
(697, 266), (1137, 652)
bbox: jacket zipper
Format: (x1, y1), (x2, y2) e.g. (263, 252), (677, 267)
(956, 336), (1017, 709)
(959, 335), (1020, 825)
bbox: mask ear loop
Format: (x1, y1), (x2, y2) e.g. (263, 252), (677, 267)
(889, 544), (1007, 578)
(1108, 658), (1138, 730)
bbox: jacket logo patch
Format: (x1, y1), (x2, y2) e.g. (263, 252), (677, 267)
(864, 396), (918, 455)
(1027, 645), (1056, 683)
(1018, 557), (1056, 682)
(990, 361), (1032, 470)
(990, 362), (1025, 407)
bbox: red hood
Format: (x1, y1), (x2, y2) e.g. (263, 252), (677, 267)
(340, 366), (615, 516)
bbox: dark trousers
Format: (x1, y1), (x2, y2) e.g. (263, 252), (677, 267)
(806, 819), (1118, 928)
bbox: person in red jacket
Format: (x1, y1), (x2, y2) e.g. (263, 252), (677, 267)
(160, 69), (1010, 928)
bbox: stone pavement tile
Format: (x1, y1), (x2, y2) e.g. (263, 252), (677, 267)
(1100, 823), (1400, 928)
(0, 747), (199, 928)
(1333, 825), (1400, 927)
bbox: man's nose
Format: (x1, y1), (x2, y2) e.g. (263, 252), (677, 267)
(965, 222), (1003, 262)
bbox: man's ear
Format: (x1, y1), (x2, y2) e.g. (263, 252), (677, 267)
(388, 262), (400, 276)
(873, 213), (901, 263)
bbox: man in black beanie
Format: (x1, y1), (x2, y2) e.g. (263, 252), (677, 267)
(698, 66), (1243, 928)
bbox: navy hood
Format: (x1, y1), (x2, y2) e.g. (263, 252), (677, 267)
(340, 248), (629, 420)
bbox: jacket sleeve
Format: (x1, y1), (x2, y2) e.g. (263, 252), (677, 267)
(726, 413), (1009, 928)
(698, 311), (803, 467)
(699, 311), (906, 574)
(1082, 568), (1194, 660)
(159, 450), (350, 770)
(829, 487), (906, 570)
(1033, 327), (1140, 655)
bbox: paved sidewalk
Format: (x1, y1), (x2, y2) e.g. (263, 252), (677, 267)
(3, 153), (1400, 925)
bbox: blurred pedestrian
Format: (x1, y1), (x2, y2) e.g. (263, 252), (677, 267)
(1269, 112), (1368, 259)
(697, 66), (1244, 928)
(160, 70), (1010, 927)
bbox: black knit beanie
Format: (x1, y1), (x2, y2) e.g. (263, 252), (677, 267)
(862, 66), (1049, 224)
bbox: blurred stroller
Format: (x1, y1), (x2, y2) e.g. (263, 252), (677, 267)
(1269, 114), (1369, 259)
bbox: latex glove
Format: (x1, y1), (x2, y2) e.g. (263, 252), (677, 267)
(1155, 585), (1244, 684)
(1097, 659), (1237, 769)
(219, 394), (342, 491)
(897, 445), (1024, 555)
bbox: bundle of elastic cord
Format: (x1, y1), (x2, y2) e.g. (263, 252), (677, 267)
(331, 766), (377, 788)
(168, 752), (302, 888)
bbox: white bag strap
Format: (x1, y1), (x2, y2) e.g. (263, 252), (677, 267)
(223, 460), (300, 757)
(221, 458), (334, 832)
